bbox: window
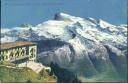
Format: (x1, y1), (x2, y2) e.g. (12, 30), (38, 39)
(10, 52), (14, 60)
(15, 51), (19, 58)
(30, 48), (35, 58)
(6, 56), (8, 60)
(0, 56), (4, 61)
(21, 50), (25, 56)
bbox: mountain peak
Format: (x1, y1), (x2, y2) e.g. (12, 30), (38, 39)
(54, 12), (72, 20)
(98, 19), (115, 28)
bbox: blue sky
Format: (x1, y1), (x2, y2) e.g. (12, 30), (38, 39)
(1, 0), (127, 28)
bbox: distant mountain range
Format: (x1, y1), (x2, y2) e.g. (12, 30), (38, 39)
(1, 13), (127, 82)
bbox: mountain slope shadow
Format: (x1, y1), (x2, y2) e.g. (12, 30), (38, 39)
(50, 62), (81, 83)
(104, 45), (127, 80)
(35, 38), (75, 54)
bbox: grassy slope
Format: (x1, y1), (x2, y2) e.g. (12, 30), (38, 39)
(0, 61), (57, 83)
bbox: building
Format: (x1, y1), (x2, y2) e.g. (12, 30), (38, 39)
(0, 41), (37, 64)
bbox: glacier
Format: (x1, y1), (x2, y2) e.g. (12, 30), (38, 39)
(1, 13), (127, 82)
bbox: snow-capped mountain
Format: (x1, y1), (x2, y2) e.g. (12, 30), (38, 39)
(1, 13), (127, 82)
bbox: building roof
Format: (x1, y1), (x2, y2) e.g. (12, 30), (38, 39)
(0, 41), (37, 50)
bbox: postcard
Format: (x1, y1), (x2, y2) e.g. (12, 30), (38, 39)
(0, 0), (127, 82)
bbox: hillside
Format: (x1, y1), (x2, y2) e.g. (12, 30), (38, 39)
(0, 61), (57, 83)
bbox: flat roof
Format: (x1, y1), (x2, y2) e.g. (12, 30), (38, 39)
(0, 41), (37, 50)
